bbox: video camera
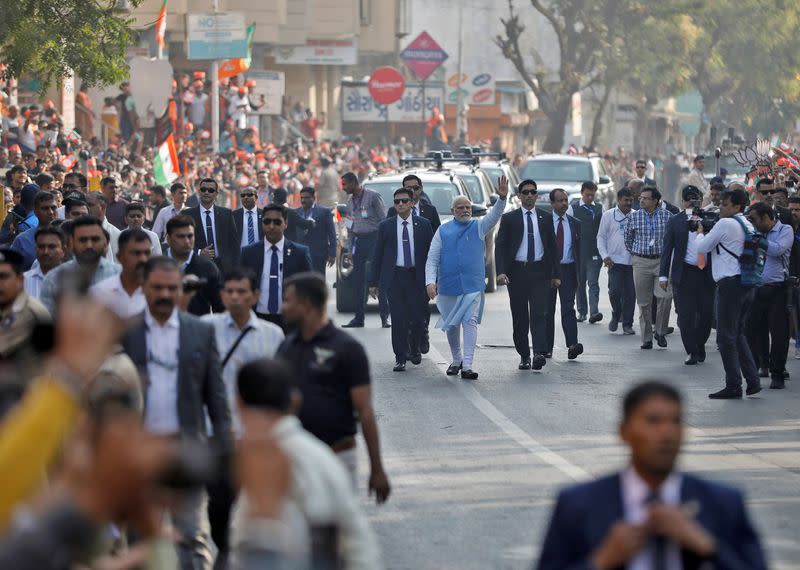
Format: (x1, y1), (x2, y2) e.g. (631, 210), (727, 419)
(687, 208), (719, 233)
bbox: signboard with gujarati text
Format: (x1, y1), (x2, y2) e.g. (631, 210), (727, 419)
(341, 83), (445, 123)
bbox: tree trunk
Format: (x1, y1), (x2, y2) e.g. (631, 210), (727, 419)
(588, 87), (613, 151)
(542, 95), (572, 153)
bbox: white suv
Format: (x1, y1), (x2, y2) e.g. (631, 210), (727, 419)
(519, 154), (615, 207)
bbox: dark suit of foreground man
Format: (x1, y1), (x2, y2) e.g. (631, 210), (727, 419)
(369, 187), (433, 370)
(537, 381), (767, 570)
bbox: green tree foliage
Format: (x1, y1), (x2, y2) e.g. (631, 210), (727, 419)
(0, 0), (143, 90)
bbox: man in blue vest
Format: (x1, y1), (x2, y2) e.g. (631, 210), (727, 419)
(425, 176), (509, 380)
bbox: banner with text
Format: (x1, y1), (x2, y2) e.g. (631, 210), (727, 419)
(341, 83), (446, 123)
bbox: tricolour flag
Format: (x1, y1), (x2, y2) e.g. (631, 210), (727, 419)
(153, 134), (179, 185)
(155, 0), (167, 48)
(218, 23), (255, 80)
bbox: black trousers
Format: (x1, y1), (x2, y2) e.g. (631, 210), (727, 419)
(387, 267), (426, 362)
(207, 465), (238, 565)
(256, 312), (284, 331)
(311, 255), (327, 275)
(546, 263), (579, 352)
(675, 263), (715, 356)
(746, 282), (790, 379)
(608, 264), (635, 327)
(351, 232), (377, 323)
(508, 261), (550, 357)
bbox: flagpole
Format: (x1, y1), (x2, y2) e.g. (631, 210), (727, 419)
(211, 0), (220, 155)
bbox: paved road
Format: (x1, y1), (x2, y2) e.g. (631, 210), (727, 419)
(331, 273), (800, 570)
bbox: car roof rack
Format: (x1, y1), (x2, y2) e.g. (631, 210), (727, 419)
(455, 146), (507, 162)
(400, 152), (448, 170)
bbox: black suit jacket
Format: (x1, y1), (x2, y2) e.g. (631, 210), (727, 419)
(659, 211), (713, 287)
(776, 205), (793, 226)
(233, 207), (264, 246)
(537, 472), (767, 570)
(181, 251), (225, 316)
(282, 208), (316, 244)
(185, 205), (240, 274)
(240, 238), (313, 293)
(495, 207), (561, 280)
(121, 311), (232, 446)
(369, 215), (433, 291)
(548, 213), (582, 278)
(387, 201), (441, 233)
(569, 200), (602, 259)
(292, 205), (337, 263)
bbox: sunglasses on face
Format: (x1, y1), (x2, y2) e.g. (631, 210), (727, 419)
(519, 189), (537, 196)
(760, 189), (777, 195)
(240, 193), (256, 198)
(62, 184), (78, 190)
(404, 185), (420, 191)
(394, 198), (411, 204)
(199, 187), (217, 193)
(261, 218), (283, 226)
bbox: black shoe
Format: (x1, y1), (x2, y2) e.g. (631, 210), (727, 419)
(758, 367), (769, 378)
(770, 377), (786, 389)
(666, 326), (675, 335)
(410, 353), (422, 365)
(654, 334), (667, 348)
(608, 319), (619, 332)
(567, 343), (584, 360)
(577, 313), (587, 322)
(589, 313), (603, 324)
(420, 336), (430, 354)
(518, 357), (531, 370)
(393, 361), (406, 372)
(531, 354), (546, 370)
(623, 326), (635, 335)
(709, 387), (742, 399)
(446, 362), (462, 376)
(342, 319), (364, 328)
(461, 369), (478, 380)
(746, 383), (762, 396)
(697, 347), (706, 363)
(684, 355), (698, 365)
(641, 341), (653, 350)
(381, 318), (391, 328)
(544, 352), (553, 359)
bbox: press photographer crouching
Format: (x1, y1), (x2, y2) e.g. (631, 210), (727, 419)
(745, 202), (794, 389)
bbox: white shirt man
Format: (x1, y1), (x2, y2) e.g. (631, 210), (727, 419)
(239, 205), (259, 249)
(23, 261), (46, 299)
(152, 203), (187, 240)
(515, 206), (544, 262)
(90, 273), (147, 319)
(693, 213), (752, 282)
(142, 307), (181, 435)
(597, 206), (633, 265)
(102, 218), (121, 264)
(395, 215), (415, 266)
(256, 238), (284, 314)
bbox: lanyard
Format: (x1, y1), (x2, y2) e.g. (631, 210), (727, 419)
(581, 203), (595, 218)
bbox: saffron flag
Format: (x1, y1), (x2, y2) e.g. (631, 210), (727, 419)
(155, 0), (167, 48)
(218, 23), (255, 80)
(153, 134), (180, 185)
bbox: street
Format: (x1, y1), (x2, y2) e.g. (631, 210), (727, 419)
(335, 273), (800, 570)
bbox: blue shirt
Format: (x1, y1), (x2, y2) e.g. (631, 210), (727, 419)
(624, 207), (671, 256)
(9, 226), (38, 270)
(761, 220), (793, 284)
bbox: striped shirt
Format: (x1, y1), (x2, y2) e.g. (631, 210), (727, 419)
(624, 207), (671, 256)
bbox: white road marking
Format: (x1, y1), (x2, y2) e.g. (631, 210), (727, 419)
(427, 342), (590, 481)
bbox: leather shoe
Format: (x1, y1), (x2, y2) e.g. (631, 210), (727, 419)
(770, 377), (786, 389)
(654, 333), (667, 348)
(622, 326), (635, 335)
(588, 313), (603, 324)
(684, 355), (698, 365)
(531, 354), (546, 370)
(758, 367), (769, 378)
(410, 353), (422, 365)
(342, 319), (364, 328)
(420, 336), (430, 354)
(393, 361), (406, 372)
(666, 326), (675, 335)
(709, 387), (742, 399)
(518, 357), (531, 370)
(577, 313), (587, 322)
(746, 384), (762, 396)
(461, 369), (478, 380)
(608, 319), (619, 332)
(446, 362), (462, 376)
(641, 341), (653, 350)
(381, 318), (391, 328)
(567, 343), (584, 360)
(697, 347), (706, 362)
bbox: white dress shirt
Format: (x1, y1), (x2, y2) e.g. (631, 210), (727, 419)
(597, 207), (632, 265)
(102, 218), (121, 264)
(90, 274), (147, 318)
(23, 263), (46, 299)
(256, 238), (285, 314)
(240, 206), (259, 249)
(152, 204), (185, 239)
(143, 307), (181, 435)
(693, 214), (752, 282)
(552, 212), (573, 264)
(395, 214), (415, 267)
(515, 207), (544, 262)
(201, 205), (219, 253)
(622, 466), (683, 570)
(683, 210), (702, 266)
(132, 226), (163, 255)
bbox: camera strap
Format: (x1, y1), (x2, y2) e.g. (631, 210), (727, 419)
(222, 326), (255, 368)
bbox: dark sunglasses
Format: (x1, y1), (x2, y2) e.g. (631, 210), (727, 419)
(519, 189), (537, 196)
(62, 184), (79, 190)
(404, 185), (420, 191)
(261, 218), (283, 226)
(199, 187), (217, 193)
(240, 193), (256, 198)
(394, 198), (411, 204)
(760, 189), (777, 195)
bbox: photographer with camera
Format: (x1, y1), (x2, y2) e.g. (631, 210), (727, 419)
(693, 188), (762, 399)
(659, 185), (716, 365)
(745, 202), (794, 389)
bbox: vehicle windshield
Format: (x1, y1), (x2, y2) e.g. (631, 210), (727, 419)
(458, 174), (485, 203)
(363, 180), (462, 215)
(482, 165), (519, 190)
(520, 160), (593, 182)
(719, 154), (751, 176)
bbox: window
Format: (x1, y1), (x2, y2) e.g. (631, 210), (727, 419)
(360, 0), (372, 26)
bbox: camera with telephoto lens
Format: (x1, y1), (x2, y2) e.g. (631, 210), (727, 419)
(182, 275), (208, 293)
(687, 209), (719, 232)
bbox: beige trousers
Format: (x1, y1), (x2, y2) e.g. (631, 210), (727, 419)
(631, 255), (673, 343)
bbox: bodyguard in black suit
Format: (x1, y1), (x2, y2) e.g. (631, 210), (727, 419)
(240, 204), (312, 328)
(545, 189), (584, 360)
(569, 182), (604, 323)
(294, 187), (337, 274)
(163, 214), (224, 316)
(184, 177), (240, 275)
(495, 179), (561, 371)
(369, 187), (433, 371)
(233, 186), (263, 249)
(659, 185), (714, 364)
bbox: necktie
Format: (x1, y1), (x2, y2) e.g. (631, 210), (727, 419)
(646, 491), (667, 570)
(247, 211), (255, 245)
(268, 245), (280, 314)
(205, 210), (215, 250)
(556, 216), (564, 261)
(526, 211), (536, 262)
(402, 221), (412, 267)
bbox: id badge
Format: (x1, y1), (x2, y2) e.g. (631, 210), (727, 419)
(649, 238), (655, 247)
(360, 208), (369, 219)
(344, 218), (354, 230)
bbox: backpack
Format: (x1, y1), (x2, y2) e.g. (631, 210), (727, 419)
(717, 215), (768, 287)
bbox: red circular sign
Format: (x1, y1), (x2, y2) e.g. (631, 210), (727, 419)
(368, 67), (406, 105)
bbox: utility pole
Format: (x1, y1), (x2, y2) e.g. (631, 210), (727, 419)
(455, 2), (466, 143)
(210, 0), (220, 154)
